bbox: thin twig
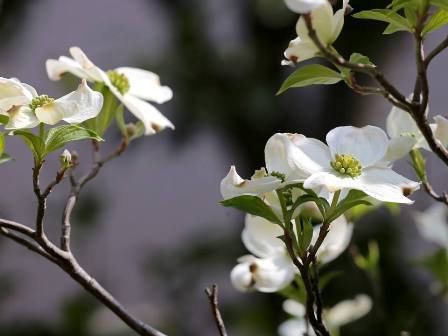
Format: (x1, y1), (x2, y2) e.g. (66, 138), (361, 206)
(422, 181), (448, 205)
(425, 34), (448, 67)
(205, 285), (228, 336)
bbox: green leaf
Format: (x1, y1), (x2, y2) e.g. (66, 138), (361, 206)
(418, 249), (448, 285)
(423, 10), (448, 35)
(220, 195), (282, 225)
(353, 9), (412, 34)
(328, 190), (371, 222)
(349, 53), (375, 66)
(0, 153), (12, 165)
(432, 0), (448, 11)
(295, 217), (314, 254)
(410, 148), (427, 181)
(44, 125), (103, 154)
(96, 87), (118, 136)
(10, 129), (45, 161)
(0, 114), (9, 125)
(0, 133), (4, 155)
(278, 64), (343, 94)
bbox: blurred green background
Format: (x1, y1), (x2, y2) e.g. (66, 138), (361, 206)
(0, 0), (447, 335)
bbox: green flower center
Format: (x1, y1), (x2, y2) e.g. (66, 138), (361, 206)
(107, 70), (130, 95)
(330, 154), (362, 178)
(29, 95), (55, 112)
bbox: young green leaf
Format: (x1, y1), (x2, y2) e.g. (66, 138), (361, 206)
(353, 9), (412, 34)
(422, 10), (448, 35)
(295, 217), (314, 255)
(0, 133), (4, 155)
(10, 129), (45, 161)
(410, 148), (427, 181)
(44, 125), (103, 154)
(0, 114), (9, 125)
(277, 64), (343, 94)
(96, 87), (118, 136)
(349, 53), (375, 66)
(220, 195), (282, 225)
(0, 153), (12, 165)
(432, 0), (448, 11)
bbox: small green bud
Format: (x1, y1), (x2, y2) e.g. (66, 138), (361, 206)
(107, 70), (130, 95)
(330, 153), (362, 178)
(29, 95), (55, 112)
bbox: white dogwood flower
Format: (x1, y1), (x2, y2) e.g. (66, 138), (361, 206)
(284, 0), (328, 14)
(220, 166), (282, 200)
(46, 47), (173, 135)
(386, 103), (448, 159)
(231, 214), (352, 292)
(414, 203), (448, 248)
(279, 295), (372, 336)
(0, 77), (103, 129)
(289, 126), (419, 204)
(283, 0), (349, 64)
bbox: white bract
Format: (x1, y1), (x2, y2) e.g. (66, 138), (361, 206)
(386, 102), (448, 158)
(230, 214), (352, 292)
(284, 0), (328, 14)
(280, 126), (419, 204)
(279, 295), (372, 336)
(414, 203), (448, 248)
(283, 0), (349, 65)
(220, 132), (330, 200)
(46, 47), (174, 135)
(0, 77), (103, 129)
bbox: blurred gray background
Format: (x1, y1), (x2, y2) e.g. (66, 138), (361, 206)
(0, 0), (447, 335)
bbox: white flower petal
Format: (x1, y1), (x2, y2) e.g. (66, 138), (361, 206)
(220, 166), (282, 200)
(331, 0), (349, 42)
(231, 255), (295, 293)
(283, 299), (306, 317)
(283, 37), (320, 63)
(326, 295), (372, 328)
(303, 171), (357, 193)
(313, 215), (353, 264)
(242, 215), (284, 258)
(35, 104), (64, 125)
(326, 126), (388, 167)
(0, 77), (34, 113)
(119, 94), (174, 135)
(265, 133), (331, 182)
(358, 167), (419, 204)
(48, 80), (104, 124)
(296, 2), (334, 44)
(69, 47), (105, 82)
(434, 115), (448, 148)
(114, 67), (173, 104)
(387, 106), (416, 137)
(279, 319), (314, 336)
(381, 136), (417, 165)
(414, 204), (448, 247)
(5, 105), (39, 129)
(284, 0), (327, 14)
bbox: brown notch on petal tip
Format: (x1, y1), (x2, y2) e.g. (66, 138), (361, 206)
(237, 180), (247, 188)
(402, 186), (413, 197)
(151, 123), (162, 133)
(249, 262), (258, 273)
(289, 55), (298, 63)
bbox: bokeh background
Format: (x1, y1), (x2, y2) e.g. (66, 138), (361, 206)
(0, 0), (448, 335)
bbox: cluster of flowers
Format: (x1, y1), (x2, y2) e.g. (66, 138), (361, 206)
(0, 47), (173, 135)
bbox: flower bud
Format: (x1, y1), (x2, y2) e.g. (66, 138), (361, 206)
(59, 149), (72, 169)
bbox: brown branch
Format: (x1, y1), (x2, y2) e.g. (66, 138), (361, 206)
(425, 34), (448, 67)
(422, 181), (448, 205)
(302, 14), (411, 111)
(205, 284), (228, 336)
(0, 137), (167, 336)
